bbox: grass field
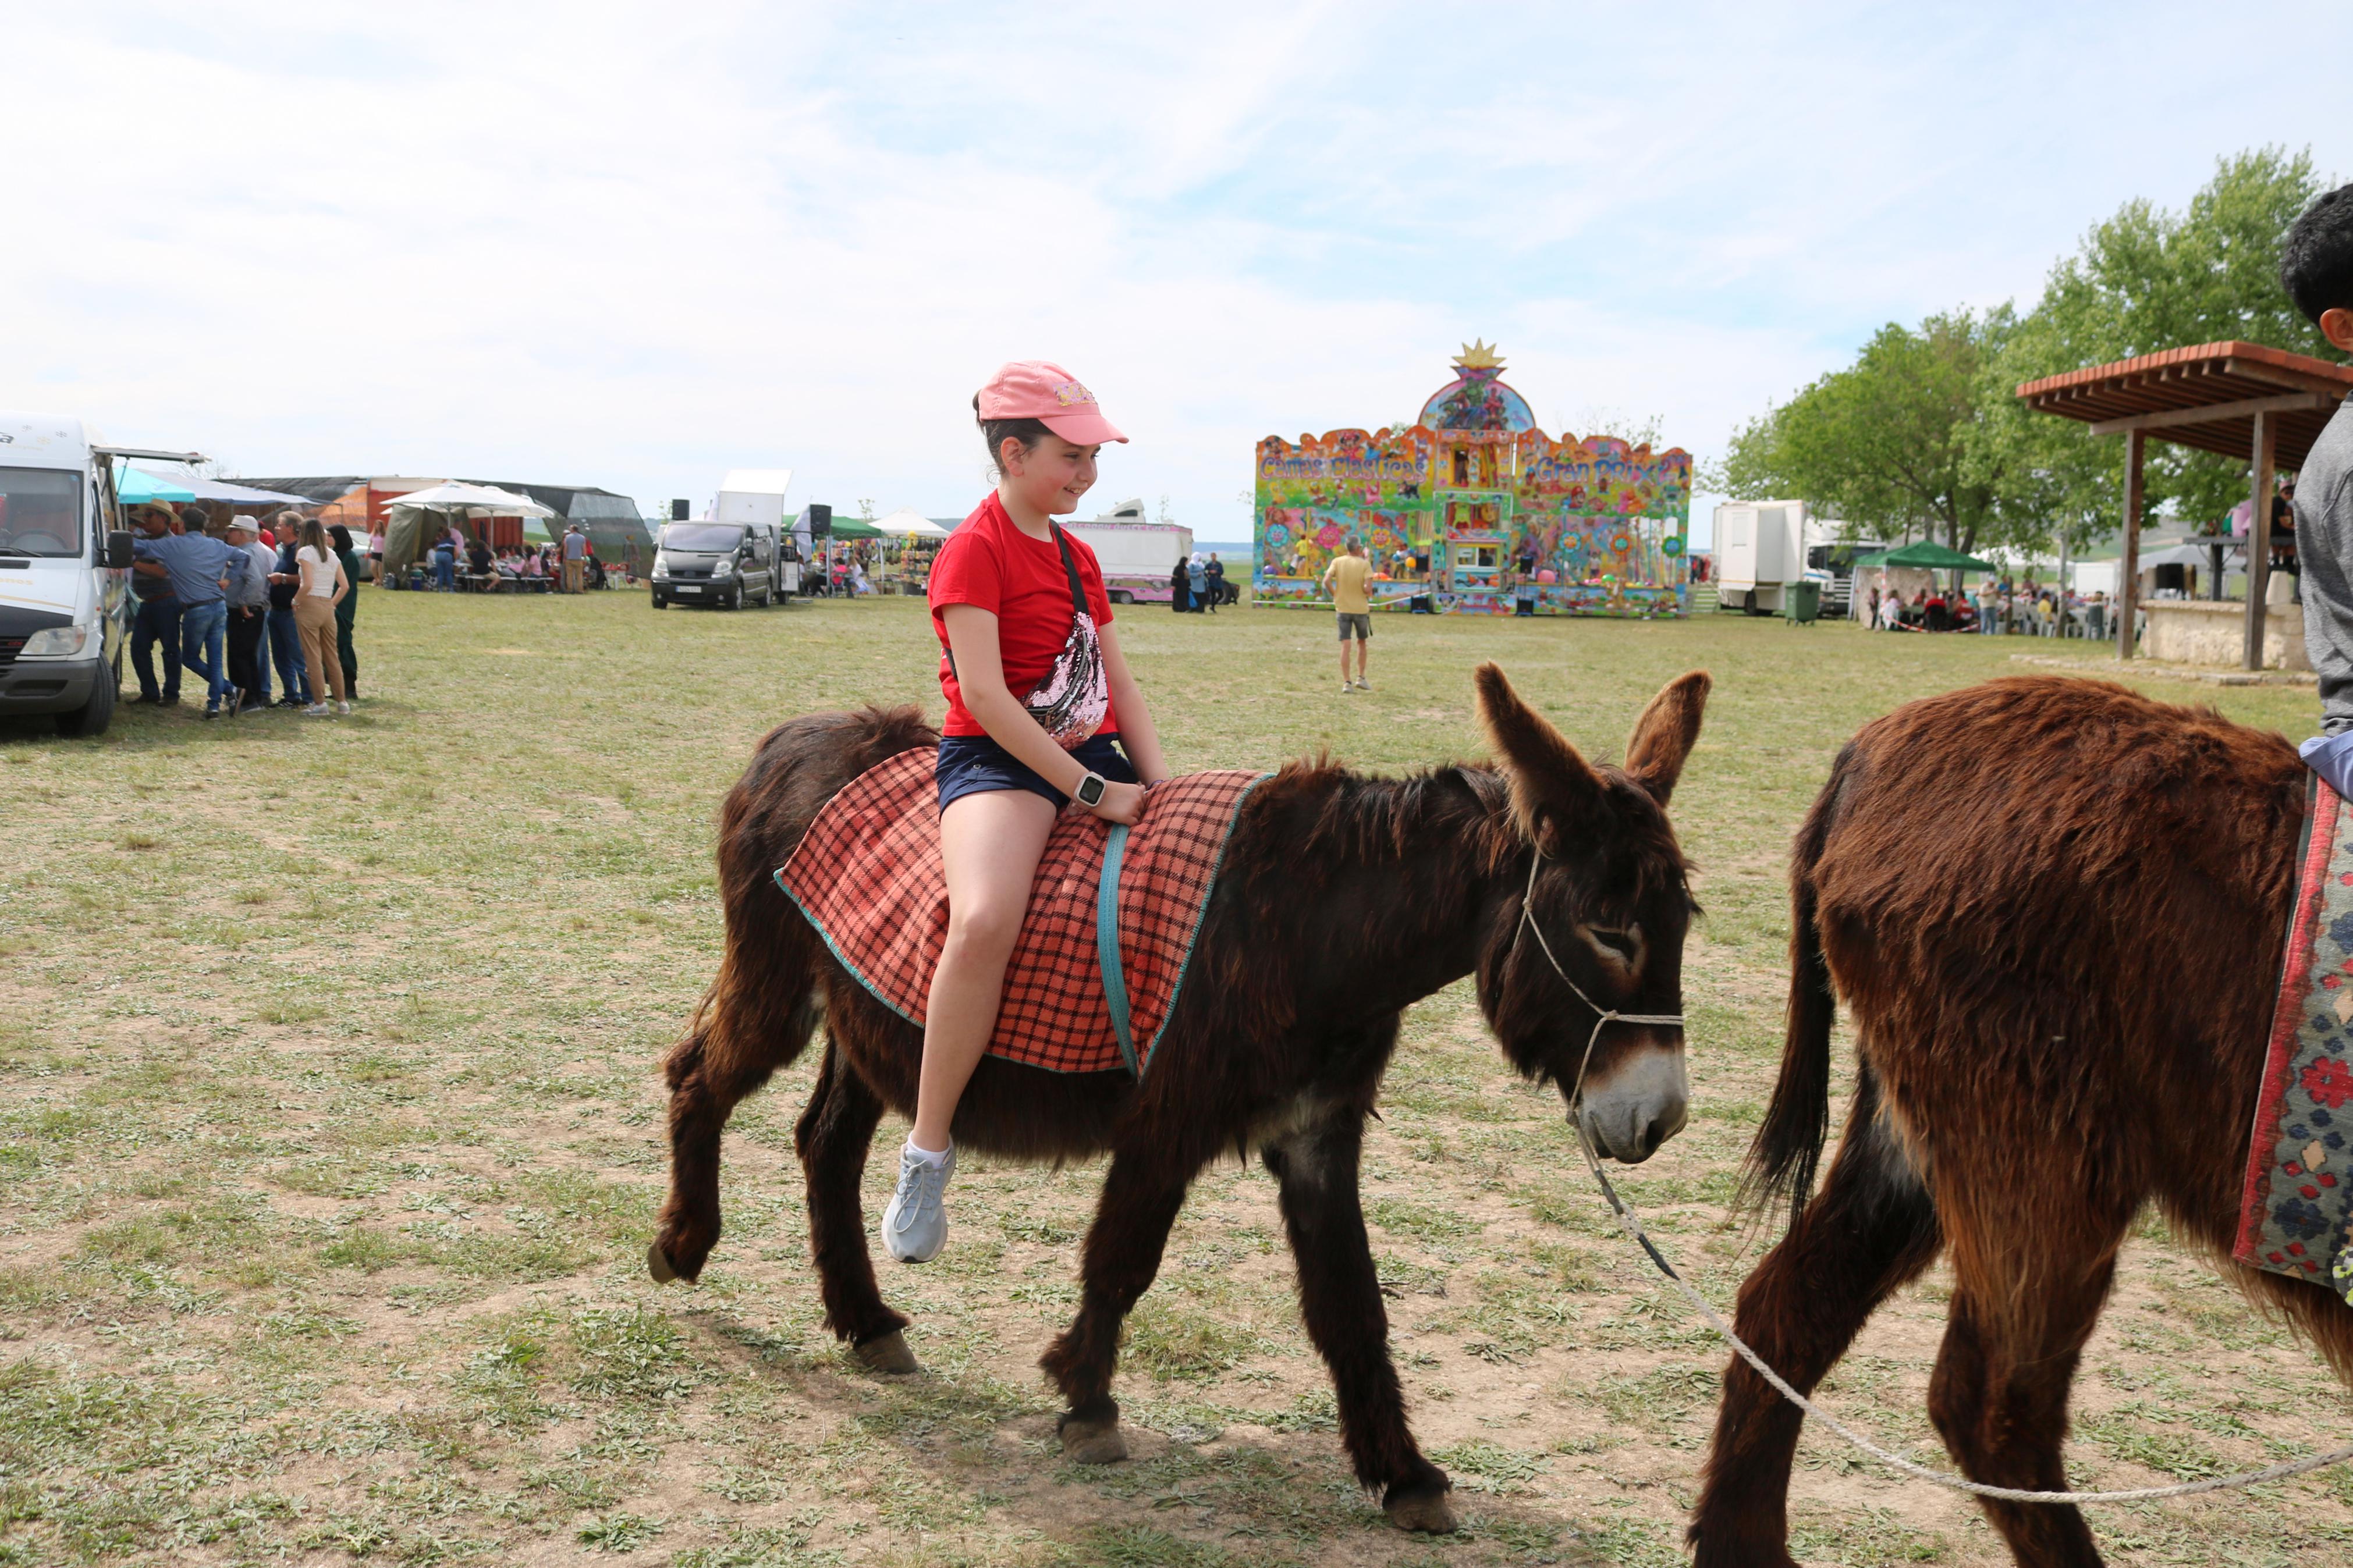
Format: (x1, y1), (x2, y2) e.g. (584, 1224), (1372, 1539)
(5, 589), (2348, 1567)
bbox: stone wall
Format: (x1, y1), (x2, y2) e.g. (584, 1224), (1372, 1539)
(2141, 599), (2309, 670)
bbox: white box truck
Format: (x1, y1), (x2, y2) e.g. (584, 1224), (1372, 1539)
(1713, 499), (1805, 614)
(1066, 499), (1190, 604)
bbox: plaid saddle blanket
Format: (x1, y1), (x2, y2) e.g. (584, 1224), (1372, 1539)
(775, 746), (1264, 1076)
(2237, 773), (2353, 1302)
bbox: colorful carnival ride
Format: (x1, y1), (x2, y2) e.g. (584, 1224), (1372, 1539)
(1252, 343), (1694, 617)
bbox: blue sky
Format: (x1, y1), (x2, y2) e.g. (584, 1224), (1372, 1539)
(5, 2), (2345, 546)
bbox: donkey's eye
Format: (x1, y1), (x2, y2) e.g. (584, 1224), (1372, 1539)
(1587, 928), (1635, 961)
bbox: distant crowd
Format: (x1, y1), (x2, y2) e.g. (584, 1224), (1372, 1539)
(129, 505), (359, 719)
(1865, 579), (2115, 639)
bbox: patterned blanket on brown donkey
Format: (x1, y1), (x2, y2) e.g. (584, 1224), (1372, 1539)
(774, 746), (1263, 1076)
(2238, 772), (2353, 1303)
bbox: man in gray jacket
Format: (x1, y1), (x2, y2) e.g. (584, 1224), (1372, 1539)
(2290, 184), (2353, 791)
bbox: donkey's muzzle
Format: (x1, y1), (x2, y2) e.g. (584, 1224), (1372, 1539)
(1574, 1046), (1690, 1163)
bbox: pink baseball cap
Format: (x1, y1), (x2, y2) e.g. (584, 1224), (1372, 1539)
(976, 360), (1128, 446)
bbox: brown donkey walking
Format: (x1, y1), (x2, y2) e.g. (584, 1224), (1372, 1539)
(651, 666), (1709, 1533)
(1691, 677), (2353, 1567)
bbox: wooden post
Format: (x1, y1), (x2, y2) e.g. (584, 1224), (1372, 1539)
(2245, 410), (2276, 671)
(2118, 428), (2143, 660)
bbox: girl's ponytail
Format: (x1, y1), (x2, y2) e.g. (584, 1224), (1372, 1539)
(975, 393), (1052, 477)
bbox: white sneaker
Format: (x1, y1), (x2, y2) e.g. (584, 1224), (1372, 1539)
(301, 702), (330, 717)
(336, 701), (352, 716)
(881, 1143), (954, 1263)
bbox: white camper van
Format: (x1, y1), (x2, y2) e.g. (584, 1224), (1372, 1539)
(0, 414), (158, 737)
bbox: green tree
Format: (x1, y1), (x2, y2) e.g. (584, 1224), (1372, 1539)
(1708, 307), (2020, 554)
(1972, 146), (2335, 544)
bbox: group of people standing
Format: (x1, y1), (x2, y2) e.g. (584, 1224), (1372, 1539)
(1170, 551), (1229, 613)
(130, 504), (358, 718)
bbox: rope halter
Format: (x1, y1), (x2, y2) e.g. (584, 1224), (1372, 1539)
(1513, 850), (1685, 1105)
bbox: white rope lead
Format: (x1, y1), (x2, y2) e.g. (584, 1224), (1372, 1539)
(1518, 853), (2353, 1506)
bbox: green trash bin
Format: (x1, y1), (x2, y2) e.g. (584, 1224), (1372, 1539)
(1783, 579), (1821, 625)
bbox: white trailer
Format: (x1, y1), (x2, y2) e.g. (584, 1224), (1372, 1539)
(1066, 500), (1191, 603)
(1713, 499), (1805, 613)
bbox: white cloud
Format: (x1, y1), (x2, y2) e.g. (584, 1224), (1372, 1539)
(2, 1), (2344, 544)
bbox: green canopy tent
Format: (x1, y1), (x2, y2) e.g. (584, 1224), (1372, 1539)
(1852, 541), (1996, 571)
(829, 517), (882, 539)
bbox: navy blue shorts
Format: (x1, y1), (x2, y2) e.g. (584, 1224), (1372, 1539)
(936, 732), (1136, 814)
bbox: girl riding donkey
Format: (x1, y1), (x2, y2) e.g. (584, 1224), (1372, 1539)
(887, 360), (1169, 1262)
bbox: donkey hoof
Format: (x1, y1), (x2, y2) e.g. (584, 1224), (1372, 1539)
(1383, 1484), (1457, 1534)
(852, 1330), (922, 1377)
(1057, 1412), (1128, 1465)
(645, 1242), (681, 1285)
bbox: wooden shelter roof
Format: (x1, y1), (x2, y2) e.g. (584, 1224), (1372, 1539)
(2014, 340), (2353, 472)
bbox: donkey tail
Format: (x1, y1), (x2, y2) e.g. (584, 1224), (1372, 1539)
(1739, 741), (1852, 1225)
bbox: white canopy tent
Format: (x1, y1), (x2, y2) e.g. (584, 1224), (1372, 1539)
(387, 482), (556, 518)
(874, 507), (950, 538)
(384, 484), (558, 574)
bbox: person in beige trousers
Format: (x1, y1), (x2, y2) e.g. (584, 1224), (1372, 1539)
(294, 518), (352, 715)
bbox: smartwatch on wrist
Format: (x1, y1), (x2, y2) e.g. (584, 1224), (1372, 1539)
(1074, 771), (1108, 808)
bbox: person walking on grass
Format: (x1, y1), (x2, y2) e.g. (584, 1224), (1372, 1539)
(883, 360), (1169, 1264)
(330, 524), (364, 699)
(293, 518), (352, 716)
(1323, 539), (1374, 691)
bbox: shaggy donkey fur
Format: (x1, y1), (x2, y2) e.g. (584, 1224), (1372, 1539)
(652, 666), (1708, 1533)
(1691, 677), (2353, 1568)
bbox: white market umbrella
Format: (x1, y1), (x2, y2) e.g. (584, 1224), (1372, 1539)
(385, 482), (556, 518)
(874, 507), (949, 538)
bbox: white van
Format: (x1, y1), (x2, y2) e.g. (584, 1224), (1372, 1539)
(0, 414), (164, 736)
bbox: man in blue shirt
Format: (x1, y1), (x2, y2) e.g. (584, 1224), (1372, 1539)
(133, 512), (253, 717)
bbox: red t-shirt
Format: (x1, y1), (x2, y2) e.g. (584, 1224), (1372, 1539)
(928, 494), (1117, 738)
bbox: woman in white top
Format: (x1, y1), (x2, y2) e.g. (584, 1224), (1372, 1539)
(294, 518), (352, 714)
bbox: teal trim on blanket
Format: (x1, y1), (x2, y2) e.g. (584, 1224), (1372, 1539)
(773, 867), (925, 1031)
(1096, 824), (1140, 1078)
(1141, 773), (1272, 1062)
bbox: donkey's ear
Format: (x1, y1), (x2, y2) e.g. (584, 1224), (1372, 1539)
(1475, 662), (1609, 855)
(1624, 670), (1711, 806)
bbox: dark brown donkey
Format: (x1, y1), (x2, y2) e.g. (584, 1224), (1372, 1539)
(1691, 677), (2353, 1568)
(651, 666), (1709, 1533)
